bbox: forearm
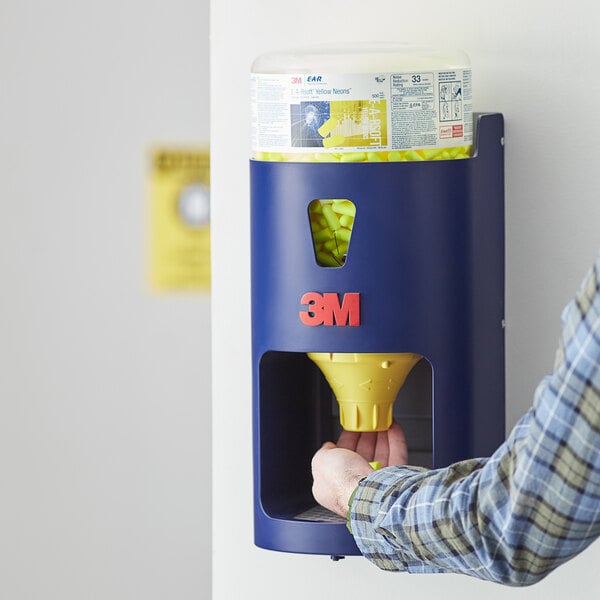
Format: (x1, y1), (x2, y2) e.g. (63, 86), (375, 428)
(350, 254), (600, 584)
(350, 408), (600, 584)
(350, 417), (539, 582)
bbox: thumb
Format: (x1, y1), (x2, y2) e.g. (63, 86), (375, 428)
(311, 441), (336, 471)
(320, 441), (337, 451)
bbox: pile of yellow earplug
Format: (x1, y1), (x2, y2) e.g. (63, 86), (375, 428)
(309, 199), (356, 267)
(254, 145), (471, 163)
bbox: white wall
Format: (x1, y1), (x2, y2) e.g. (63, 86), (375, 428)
(0, 2), (211, 599)
(211, 1), (600, 598)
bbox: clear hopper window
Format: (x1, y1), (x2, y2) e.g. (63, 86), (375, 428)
(308, 199), (355, 267)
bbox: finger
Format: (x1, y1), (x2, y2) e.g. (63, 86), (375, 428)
(387, 421), (409, 465)
(373, 429), (390, 465)
(337, 429), (360, 451)
(312, 441), (336, 463)
(356, 431), (377, 461)
(311, 441), (336, 472)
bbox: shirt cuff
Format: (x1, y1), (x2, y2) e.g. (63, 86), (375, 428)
(348, 466), (446, 573)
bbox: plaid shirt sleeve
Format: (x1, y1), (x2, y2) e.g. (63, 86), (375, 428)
(350, 252), (600, 586)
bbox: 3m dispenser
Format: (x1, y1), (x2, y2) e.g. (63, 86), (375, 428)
(250, 44), (505, 557)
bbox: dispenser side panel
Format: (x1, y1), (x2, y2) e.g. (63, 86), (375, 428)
(468, 114), (506, 456)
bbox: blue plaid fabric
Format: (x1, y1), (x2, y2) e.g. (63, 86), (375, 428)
(350, 253), (600, 586)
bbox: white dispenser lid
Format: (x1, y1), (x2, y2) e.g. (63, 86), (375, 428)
(251, 42), (470, 73)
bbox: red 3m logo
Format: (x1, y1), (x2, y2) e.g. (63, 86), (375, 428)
(299, 292), (361, 327)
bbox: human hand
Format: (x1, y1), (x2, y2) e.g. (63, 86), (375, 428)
(311, 422), (408, 517)
(336, 420), (409, 466)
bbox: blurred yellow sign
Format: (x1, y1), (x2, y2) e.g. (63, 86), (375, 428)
(148, 148), (210, 291)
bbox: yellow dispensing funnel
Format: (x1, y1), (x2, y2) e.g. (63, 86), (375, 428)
(307, 352), (422, 432)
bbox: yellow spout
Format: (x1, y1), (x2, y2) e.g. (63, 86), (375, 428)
(307, 352), (422, 432)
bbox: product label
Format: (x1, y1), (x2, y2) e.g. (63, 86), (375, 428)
(251, 71), (472, 154)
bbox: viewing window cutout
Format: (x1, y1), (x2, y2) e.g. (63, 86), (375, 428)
(308, 199), (356, 267)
